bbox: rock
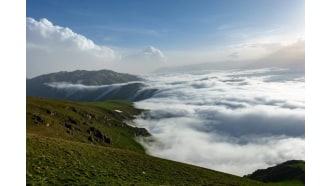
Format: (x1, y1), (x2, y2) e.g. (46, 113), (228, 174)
(87, 127), (112, 144)
(32, 114), (44, 124)
(67, 117), (79, 125)
(66, 130), (74, 135)
(46, 109), (56, 116)
(88, 136), (94, 142)
(105, 137), (111, 144)
(65, 106), (77, 113)
(132, 127), (151, 137)
(64, 123), (74, 131)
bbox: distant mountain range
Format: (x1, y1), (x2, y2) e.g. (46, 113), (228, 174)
(26, 70), (157, 101)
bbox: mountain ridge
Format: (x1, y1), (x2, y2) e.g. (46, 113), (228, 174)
(26, 69), (157, 102)
(27, 69), (143, 85)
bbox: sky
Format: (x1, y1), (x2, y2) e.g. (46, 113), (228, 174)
(26, 0), (305, 77)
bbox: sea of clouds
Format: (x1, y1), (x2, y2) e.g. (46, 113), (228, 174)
(130, 68), (305, 176)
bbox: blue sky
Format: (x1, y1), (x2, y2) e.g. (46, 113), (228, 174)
(27, 0), (304, 49)
(26, 0), (305, 77)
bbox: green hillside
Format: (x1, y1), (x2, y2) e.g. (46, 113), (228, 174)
(26, 70), (157, 102)
(27, 69), (142, 86)
(27, 96), (268, 185)
(244, 160), (305, 186)
(27, 96), (148, 153)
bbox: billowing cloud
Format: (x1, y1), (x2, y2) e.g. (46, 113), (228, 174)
(112, 46), (167, 75)
(26, 17), (169, 77)
(143, 46), (166, 61)
(27, 17), (117, 78)
(130, 68), (304, 176)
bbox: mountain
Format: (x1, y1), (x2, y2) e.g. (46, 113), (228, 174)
(26, 70), (157, 102)
(244, 160), (305, 185)
(27, 96), (267, 185)
(28, 69), (143, 85)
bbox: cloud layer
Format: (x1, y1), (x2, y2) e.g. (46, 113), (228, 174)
(131, 68), (305, 176)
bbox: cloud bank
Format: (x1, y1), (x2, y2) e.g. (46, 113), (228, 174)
(131, 68), (305, 176)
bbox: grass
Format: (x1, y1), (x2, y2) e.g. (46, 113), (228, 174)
(244, 160), (305, 186)
(27, 96), (146, 153)
(288, 162), (305, 171)
(27, 96), (270, 185)
(266, 180), (304, 186)
(27, 135), (267, 186)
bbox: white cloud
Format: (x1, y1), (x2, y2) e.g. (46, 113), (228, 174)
(39, 68), (305, 175)
(112, 46), (167, 75)
(26, 17), (167, 77)
(143, 46), (166, 60)
(131, 68), (305, 176)
(26, 17), (117, 78)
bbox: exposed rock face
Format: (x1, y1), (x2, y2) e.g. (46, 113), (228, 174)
(132, 127), (151, 137)
(87, 127), (112, 144)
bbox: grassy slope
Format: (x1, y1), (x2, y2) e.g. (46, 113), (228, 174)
(245, 160), (305, 186)
(27, 96), (146, 153)
(27, 97), (267, 185)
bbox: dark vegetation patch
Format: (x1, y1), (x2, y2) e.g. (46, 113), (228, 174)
(244, 160), (305, 186)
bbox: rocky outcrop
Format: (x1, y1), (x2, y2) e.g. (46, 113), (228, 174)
(32, 114), (44, 124)
(87, 127), (111, 144)
(132, 127), (151, 137)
